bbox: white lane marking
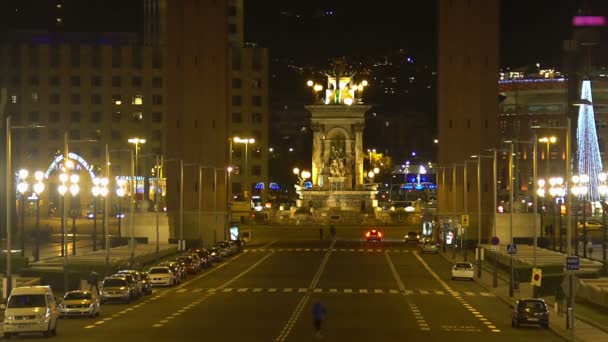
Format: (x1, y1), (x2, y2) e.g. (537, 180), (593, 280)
(419, 290), (429, 295)
(384, 251), (406, 291)
(313, 288), (322, 293)
(389, 289), (399, 294)
(268, 288), (277, 293)
(480, 292), (493, 297)
(344, 289), (353, 293)
(329, 288), (338, 293)
(298, 288), (307, 293)
(283, 288), (293, 293)
(222, 288), (233, 293)
(237, 288), (248, 293)
(374, 289), (383, 294)
(435, 290), (445, 295)
(464, 291), (475, 296)
(253, 288), (263, 293)
(403, 290), (414, 295)
(275, 239), (336, 342)
(359, 289), (368, 293)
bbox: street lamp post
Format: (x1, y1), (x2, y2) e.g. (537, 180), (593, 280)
(233, 137), (255, 199)
(69, 174), (80, 256)
(116, 179), (126, 238)
(16, 170), (29, 257)
(127, 137), (146, 209)
(32, 171), (45, 262)
(91, 177), (108, 252)
(599, 173), (608, 263)
(572, 174), (589, 257)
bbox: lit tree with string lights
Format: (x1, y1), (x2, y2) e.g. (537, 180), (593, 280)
(577, 80), (603, 201)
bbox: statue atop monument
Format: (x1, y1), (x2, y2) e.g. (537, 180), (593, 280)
(322, 58), (369, 105)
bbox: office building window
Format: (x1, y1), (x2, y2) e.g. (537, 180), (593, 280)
(91, 147), (102, 158)
(252, 96), (262, 106)
(70, 94), (81, 104)
(112, 46), (122, 68)
(50, 112), (60, 122)
(9, 44), (20, 67)
(90, 112), (101, 123)
(112, 94), (122, 104)
(152, 49), (162, 69)
(251, 113), (262, 124)
(70, 76), (80, 87)
(132, 46), (142, 68)
(232, 48), (241, 71)
(31, 92), (39, 104)
(10, 76), (19, 86)
(228, 5), (237, 16)
(252, 49), (262, 70)
(252, 79), (262, 88)
(27, 129), (39, 140)
(70, 45), (80, 67)
(91, 46), (101, 68)
(91, 94), (102, 105)
(111, 130), (121, 141)
(132, 112), (143, 121)
(112, 76), (121, 87)
(152, 77), (163, 88)
(152, 95), (163, 105)
(232, 78), (242, 88)
(49, 75), (60, 87)
(49, 129), (60, 140)
(91, 76), (101, 87)
(50, 45), (60, 67)
(252, 165), (262, 176)
(232, 96), (242, 106)
(132, 76), (142, 88)
(132, 95), (143, 105)
(70, 112), (81, 123)
(27, 111), (39, 122)
(50, 93), (60, 104)
(232, 112), (243, 123)
(112, 111), (121, 122)
(229, 24), (237, 33)
(152, 129), (162, 141)
(152, 112), (163, 123)
(69, 129), (80, 140)
(27, 147), (39, 158)
(28, 44), (38, 67)
(28, 75), (39, 86)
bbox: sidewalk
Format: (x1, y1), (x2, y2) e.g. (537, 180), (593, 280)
(439, 247), (608, 341)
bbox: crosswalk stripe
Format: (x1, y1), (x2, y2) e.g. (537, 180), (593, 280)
(419, 290), (429, 295)
(237, 288), (248, 293)
(480, 292), (493, 296)
(374, 289), (383, 294)
(329, 288), (338, 293)
(358, 249), (364, 252)
(268, 288), (277, 293)
(403, 290), (414, 295)
(298, 288), (308, 293)
(389, 289), (399, 294)
(313, 288), (322, 293)
(314, 248), (320, 251)
(283, 288), (293, 293)
(222, 288), (233, 293)
(192, 288), (203, 293)
(344, 289), (353, 293)
(253, 288), (263, 293)
(359, 289), (368, 293)
(435, 290), (445, 295)
(464, 291), (475, 296)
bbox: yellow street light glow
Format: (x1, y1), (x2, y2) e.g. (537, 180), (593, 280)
(227, 166), (234, 173)
(17, 181), (28, 194)
(69, 184), (80, 196)
(128, 137), (146, 144)
(368, 171), (375, 179)
(344, 98), (353, 105)
(18, 169), (28, 180)
(373, 167), (380, 174)
(538, 179), (546, 187)
(301, 170), (311, 179)
(92, 185), (101, 197)
(70, 174), (79, 184)
(313, 84), (323, 92)
(100, 178), (109, 187)
(307, 80), (313, 87)
(59, 173), (68, 183)
(293, 167), (300, 176)
(34, 171), (44, 182)
(361, 80), (368, 86)
(33, 182), (45, 194)
(58, 184), (67, 196)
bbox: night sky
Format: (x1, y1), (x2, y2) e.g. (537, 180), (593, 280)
(1, 1), (607, 69)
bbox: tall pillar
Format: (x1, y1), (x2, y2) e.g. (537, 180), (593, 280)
(311, 124), (322, 186)
(355, 123), (364, 186)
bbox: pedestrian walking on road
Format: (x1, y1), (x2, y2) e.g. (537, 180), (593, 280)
(319, 228), (324, 240)
(330, 225), (336, 240)
(312, 300), (326, 338)
(555, 287), (565, 317)
(88, 269), (100, 295)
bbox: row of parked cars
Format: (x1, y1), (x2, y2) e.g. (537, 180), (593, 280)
(100, 239), (243, 304)
(0, 240), (244, 339)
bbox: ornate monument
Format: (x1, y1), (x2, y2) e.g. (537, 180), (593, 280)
(296, 60), (377, 223)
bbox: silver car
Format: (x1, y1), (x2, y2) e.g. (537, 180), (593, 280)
(100, 277), (132, 304)
(58, 290), (100, 317)
(419, 241), (439, 254)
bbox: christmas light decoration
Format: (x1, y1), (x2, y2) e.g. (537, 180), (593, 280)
(576, 80), (603, 201)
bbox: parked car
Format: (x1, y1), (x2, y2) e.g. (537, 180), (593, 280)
(215, 241), (236, 256)
(190, 248), (211, 268)
(139, 273), (153, 295)
(511, 298), (549, 328)
(58, 290), (100, 318)
(1, 286), (59, 338)
(404, 231), (421, 244)
(212, 244), (230, 258)
(207, 247), (224, 263)
(113, 273), (141, 298)
(159, 261), (186, 283)
(148, 267), (176, 287)
(187, 253), (204, 271)
(100, 277), (133, 304)
(419, 241), (439, 254)
(176, 256), (198, 274)
(577, 220), (602, 231)
(451, 262), (475, 280)
(116, 270), (144, 297)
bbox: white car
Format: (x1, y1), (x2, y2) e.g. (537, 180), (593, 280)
(451, 262), (475, 280)
(148, 267), (175, 287)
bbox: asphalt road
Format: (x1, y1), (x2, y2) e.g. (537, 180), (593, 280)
(4, 226), (560, 341)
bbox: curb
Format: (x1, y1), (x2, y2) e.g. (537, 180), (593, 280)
(436, 250), (570, 341)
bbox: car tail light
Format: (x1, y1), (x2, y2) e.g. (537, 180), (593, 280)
(378, 232), (383, 237)
(366, 232), (370, 237)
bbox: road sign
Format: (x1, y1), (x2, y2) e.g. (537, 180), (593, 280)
(531, 268), (542, 287)
(461, 214), (469, 227)
(491, 236), (500, 245)
(566, 256), (580, 271)
(507, 244), (518, 254)
(489, 245), (500, 252)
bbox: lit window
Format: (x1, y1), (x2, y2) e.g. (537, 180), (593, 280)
(10, 95), (17, 103)
(31, 92), (39, 103)
(132, 95), (143, 105)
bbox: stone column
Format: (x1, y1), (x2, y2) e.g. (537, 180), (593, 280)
(345, 138), (353, 190)
(311, 124), (322, 186)
(355, 123), (364, 186)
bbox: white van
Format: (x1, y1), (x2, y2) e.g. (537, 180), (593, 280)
(1, 286), (59, 338)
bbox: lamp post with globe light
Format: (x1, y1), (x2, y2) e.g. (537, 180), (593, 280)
(69, 174), (80, 256)
(91, 177), (108, 252)
(16, 170), (30, 257)
(32, 171), (45, 261)
(116, 179), (126, 238)
(571, 174), (589, 257)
